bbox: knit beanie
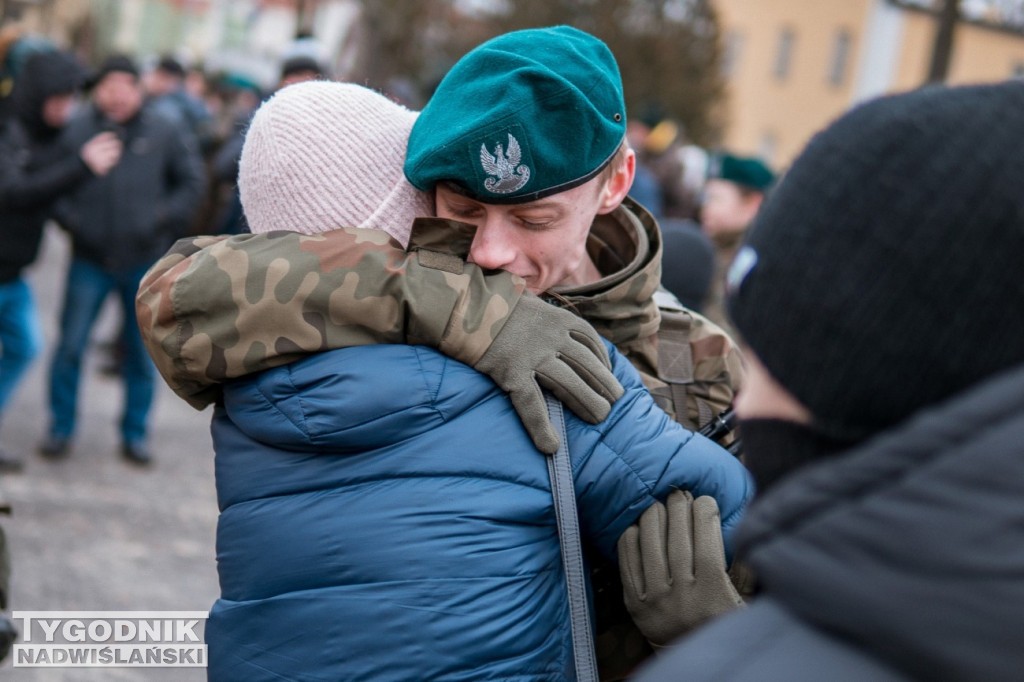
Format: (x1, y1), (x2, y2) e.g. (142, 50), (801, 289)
(238, 80), (433, 245)
(90, 54), (139, 86)
(728, 82), (1024, 438)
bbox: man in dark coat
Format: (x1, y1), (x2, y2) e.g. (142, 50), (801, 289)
(41, 55), (204, 465)
(630, 82), (1024, 681)
(0, 49), (121, 470)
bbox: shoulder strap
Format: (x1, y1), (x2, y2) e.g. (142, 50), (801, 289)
(544, 394), (599, 682)
(651, 288), (715, 428)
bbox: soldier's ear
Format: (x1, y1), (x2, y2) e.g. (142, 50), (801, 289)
(596, 147), (635, 215)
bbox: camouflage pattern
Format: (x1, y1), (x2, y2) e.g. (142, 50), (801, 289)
(552, 197), (746, 433)
(551, 197), (746, 682)
(135, 193), (743, 682)
(135, 220), (525, 410)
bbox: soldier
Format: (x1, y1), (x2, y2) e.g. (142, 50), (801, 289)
(137, 26), (748, 671)
(699, 152), (775, 332)
(152, 79), (753, 681)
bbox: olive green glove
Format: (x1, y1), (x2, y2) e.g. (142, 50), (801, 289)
(618, 490), (745, 647)
(475, 295), (625, 454)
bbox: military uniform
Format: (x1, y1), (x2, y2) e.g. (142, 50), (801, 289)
(138, 26), (748, 680)
(137, 203), (742, 427)
(556, 197), (744, 432)
(136, 224), (525, 410)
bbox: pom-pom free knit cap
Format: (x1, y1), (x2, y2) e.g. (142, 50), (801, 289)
(239, 80), (433, 245)
(728, 82), (1024, 438)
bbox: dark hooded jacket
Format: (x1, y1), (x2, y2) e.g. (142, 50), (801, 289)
(56, 91), (205, 272)
(0, 50), (91, 282)
(636, 362), (1024, 681)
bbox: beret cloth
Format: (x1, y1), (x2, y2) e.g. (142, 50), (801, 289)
(405, 25), (627, 204)
(709, 153), (774, 192)
(727, 82), (1024, 439)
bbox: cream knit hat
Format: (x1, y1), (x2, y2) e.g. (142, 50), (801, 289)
(238, 80), (433, 246)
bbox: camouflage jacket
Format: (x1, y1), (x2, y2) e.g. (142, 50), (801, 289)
(555, 198), (745, 431)
(138, 203), (743, 425)
(136, 222), (525, 409)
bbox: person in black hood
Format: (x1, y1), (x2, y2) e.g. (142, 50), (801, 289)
(41, 54), (204, 466)
(629, 81), (1024, 681)
(0, 48), (122, 472)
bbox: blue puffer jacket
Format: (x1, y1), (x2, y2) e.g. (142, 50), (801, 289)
(206, 342), (753, 681)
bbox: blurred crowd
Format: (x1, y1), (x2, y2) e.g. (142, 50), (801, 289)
(0, 24), (778, 473)
(2, 17), (1024, 681)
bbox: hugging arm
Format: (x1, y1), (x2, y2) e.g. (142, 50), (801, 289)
(136, 225), (622, 453)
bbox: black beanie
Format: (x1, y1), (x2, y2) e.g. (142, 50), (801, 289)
(727, 82), (1024, 439)
(89, 54), (139, 87)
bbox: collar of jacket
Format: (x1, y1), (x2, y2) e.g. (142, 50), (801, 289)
(404, 204), (663, 347)
(405, 217), (475, 258)
(551, 197), (662, 347)
(733, 360), (1024, 680)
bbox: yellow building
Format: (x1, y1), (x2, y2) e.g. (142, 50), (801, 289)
(715, 0), (1024, 169)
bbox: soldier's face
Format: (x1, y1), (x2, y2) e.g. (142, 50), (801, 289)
(436, 151), (635, 294)
(701, 180), (763, 238)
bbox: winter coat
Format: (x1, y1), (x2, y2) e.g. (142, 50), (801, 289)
(636, 362), (1024, 682)
(56, 102), (205, 271)
(206, 341), (754, 681)
(0, 50), (92, 282)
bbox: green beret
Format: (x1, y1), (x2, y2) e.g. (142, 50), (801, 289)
(710, 153), (775, 192)
(404, 25), (627, 204)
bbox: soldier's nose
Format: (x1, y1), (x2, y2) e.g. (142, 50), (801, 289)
(468, 223), (517, 272)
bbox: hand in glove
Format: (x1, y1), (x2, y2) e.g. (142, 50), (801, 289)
(475, 295), (625, 454)
(618, 490), (745, 647)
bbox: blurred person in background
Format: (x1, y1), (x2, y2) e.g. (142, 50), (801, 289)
(0, 48), (122, 471)
(145, 54), (213, 152)
(699, 152), (774, 332)
(210, 55), (324, 235)
(40, 55), (204, 465)
(658, 217), (715, 313)
(277, 54), (325, 88)
(625, 119), (665, 220)
(635, 81), (1024, 682)
(641, 118), (702, 222)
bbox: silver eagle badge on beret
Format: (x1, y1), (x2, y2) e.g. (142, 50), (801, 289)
(480, 134), (531, 194)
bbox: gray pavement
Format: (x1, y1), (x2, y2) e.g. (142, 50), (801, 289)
(0, 226), (220, 681)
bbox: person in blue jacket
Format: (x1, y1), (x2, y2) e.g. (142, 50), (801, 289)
(152, 81), (752, 680)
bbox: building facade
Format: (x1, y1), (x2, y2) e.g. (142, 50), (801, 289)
(715, 0), (1024, 168)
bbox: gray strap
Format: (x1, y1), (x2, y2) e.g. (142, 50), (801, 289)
(545, 394), (598, 682)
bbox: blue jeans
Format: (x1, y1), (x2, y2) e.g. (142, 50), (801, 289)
(47, 258), (155, 444)
(0, 278), (43, 417)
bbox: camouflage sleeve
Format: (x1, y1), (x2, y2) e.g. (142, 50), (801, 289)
(136, 227), (525, 409)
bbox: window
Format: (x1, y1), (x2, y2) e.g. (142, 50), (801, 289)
(829, 29), (853, 86)
(722, 30), (745, 78)
(758, 131), (778, 168)
(774, 27), (796, 81)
